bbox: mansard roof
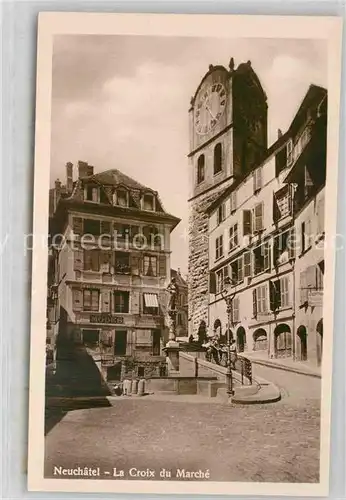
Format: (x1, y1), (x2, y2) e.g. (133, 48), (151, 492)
(88, 168), (155, 193)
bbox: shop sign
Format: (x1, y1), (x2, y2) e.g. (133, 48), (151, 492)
(90, 314), (124, 324)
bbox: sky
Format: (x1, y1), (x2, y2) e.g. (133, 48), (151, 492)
(51, 35), (327, 276)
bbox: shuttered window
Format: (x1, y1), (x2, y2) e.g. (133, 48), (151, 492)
(215, 235), (223, 260)
(216, 266), (228, 294)
(254, 242), (270, 275)
(232, 297), (240, 323)
(229, 223), (238, 251)
(114, 252), (130, 274)
(253, 167), (263, 192)
(72, 289), (82, 311)
(252, 289), (257, 318)
(243, 210), (252, 236)
(83, 289), (100, 311)
(143, 255), (157, 277)
(101, 290), (111, 313)
(253, 202), (264, 232)
(230, 191), (237, 213)
(130, 254), (141, 275)
(158, 255), (167, 277)
(243, 251), (252, 278)
(73, 249), (83, 271)
(256, 285), (268, 314)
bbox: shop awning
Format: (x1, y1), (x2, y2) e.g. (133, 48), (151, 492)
(144, 293), (159, 308)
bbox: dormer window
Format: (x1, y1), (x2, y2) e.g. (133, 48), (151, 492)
(143, 193), (155, 211)
(114, 189), (128, 207)
(85, 185), (99, 202)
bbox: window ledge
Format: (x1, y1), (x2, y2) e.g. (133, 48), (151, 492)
(228, 245), (239, 254)
(315, 232), (325, 244)
(214, 255), (224, 263)
(299, 246), (312, 258)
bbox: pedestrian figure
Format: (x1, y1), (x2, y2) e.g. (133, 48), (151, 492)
(123, 378), (130, 396)
(230, 339), (237, 370)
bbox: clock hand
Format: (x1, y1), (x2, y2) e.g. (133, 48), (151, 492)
(205, 105), (216, 120)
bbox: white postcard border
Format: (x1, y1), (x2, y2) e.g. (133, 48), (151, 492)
(28, 12), (343, 496)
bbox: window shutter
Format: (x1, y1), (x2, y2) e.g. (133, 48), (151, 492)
(288, 228), (295, 260)
(257, 167), (263, 190)
(100, 251), (111, 273)
(73, 250), (83, 271)
(158, 255), (166, 277)
(269, 280), (280, 311)
(230, 191), (237, 213)
(243, 251), (251, 278)
(306, 265), (316, 290)
(252, 289), (257, 318)
(243, 210), (252, 235)
(232, 297), (240, 323)
(73, 217), (83, 235)
(238, 256), (243, 282)
(130, 254), (140, 275)
(209, 271), (216, 294)
(254, 203), (264, 232)
(253, 171), (257, 192)
(72, 289), (82, 311)
(101, 290), (111, 313)
(264, 243), (271, 271)
(273, 193), (280, 223)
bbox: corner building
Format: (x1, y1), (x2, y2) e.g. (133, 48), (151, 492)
(205, 84), (327, 366)
(188, 60), (268, 337)
(49, 162), (180, 379)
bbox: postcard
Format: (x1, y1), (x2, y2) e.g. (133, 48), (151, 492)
(28, 12), (342, 496)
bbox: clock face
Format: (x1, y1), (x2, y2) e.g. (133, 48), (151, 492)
(194, 83), (227, 135)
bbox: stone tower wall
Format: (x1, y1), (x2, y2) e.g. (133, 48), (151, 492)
(188, 179), (233, 337)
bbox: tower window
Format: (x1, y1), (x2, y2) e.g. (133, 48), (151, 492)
(197, 154), (205, 184)
(214, 143), (222, 175)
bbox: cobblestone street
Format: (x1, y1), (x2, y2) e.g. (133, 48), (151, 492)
(45, 393), (320, 483)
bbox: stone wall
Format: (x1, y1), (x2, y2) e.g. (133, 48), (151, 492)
(188, 181), (233, 336)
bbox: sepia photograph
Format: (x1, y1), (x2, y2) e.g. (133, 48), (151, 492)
(28, 13), (342, 496)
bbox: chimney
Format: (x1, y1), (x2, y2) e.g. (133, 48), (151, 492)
(177, 267), (181, 276)
(78, 161), (89, 179)
(55, 178), (62, 192)
(87, 165), (94, 176)
(66, 162), (73, 193)
(277, 129), (283, 138)
(54, 178), (62, 211)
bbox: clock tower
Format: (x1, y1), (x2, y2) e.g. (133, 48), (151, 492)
(187, 59), (268, 336)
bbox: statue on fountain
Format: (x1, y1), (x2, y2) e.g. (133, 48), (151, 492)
(166, 276), (180, 343)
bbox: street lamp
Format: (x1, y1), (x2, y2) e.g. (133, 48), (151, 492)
(220, 276), (236, 398)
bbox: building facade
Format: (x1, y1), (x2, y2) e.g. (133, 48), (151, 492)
(205, 85), (327, 366)
(48, 161), (180, 379)
(188, 60), (268, 337)
(170, 268), (188, 339)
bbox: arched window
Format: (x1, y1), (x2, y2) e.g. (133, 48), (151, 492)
(197, 154), (205, 184)
(214, 143), (222, 174)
